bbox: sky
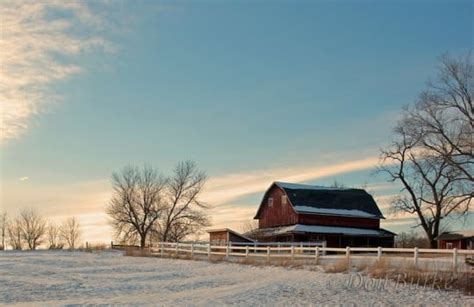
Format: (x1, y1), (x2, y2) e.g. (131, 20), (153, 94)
(1, 0), (473, 243)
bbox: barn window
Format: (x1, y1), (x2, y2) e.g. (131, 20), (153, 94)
(268, 197), (273, 207)
(282, 195), (287, 205)
(446, 242), (453, 249)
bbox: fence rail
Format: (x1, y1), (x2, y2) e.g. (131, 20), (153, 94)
(149, 241), (474, 272)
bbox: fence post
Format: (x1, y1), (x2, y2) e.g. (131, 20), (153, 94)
(346, 246), (351, 264)
(414, 247), (418, 268)
(175, 243), (179, 257)
(291, 245), (295, 260)
(191, 243), (194, 258)
(207, 244), (211, 260)
(226, 244), (229, 260)
(267, 246), (270, 261)
(160, 242), (164, 257)
(377, 246), (382, 261)
(322, 241), (327, 256)
(245, 245), (249, 258)
(452, 248), (457, 272)
(315, 246), (319, 264)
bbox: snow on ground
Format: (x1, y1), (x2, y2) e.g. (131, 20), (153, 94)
(0, 251), (472, 306)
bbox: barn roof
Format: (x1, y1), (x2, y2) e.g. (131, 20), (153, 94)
(252, 224), (395, 238)
(435, 230), (474, 241)
(254, 181), (384, 219)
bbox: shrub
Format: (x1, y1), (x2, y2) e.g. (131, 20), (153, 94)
(324, 258), (350, 273)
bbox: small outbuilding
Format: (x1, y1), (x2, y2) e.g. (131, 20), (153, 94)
(207, 228), (254, 246)
(435, 230), (474, 249)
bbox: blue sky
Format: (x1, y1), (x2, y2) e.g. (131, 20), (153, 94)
(1, 0), (472, 242)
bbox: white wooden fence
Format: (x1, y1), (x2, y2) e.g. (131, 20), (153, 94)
(151, 242), (474, 272)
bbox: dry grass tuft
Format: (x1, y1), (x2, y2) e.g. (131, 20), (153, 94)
(357, 258), (473, 295)
(123, 247), (151, 257)
(455, 271), (474, 296)
(237, 258), (260, 266)
(83, 243), (108, 253)
(367, 257), (392, 278)
(270, 259), (306, 269)
(176, 253), (193, 260)
(353, 260), (369, 272)
(209, 255), (226, 263)
(324, 258), (350, 273)
(399, 268), (473, 295)
(235, 257), (311, 269)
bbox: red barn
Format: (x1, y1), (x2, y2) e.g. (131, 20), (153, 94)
(250, 182), (395, 247)
(435, 231), (474, 249)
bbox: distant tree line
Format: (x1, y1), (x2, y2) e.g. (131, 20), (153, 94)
(394, 231), (431, 248)
(379, 53), (473, 248)
(106, 160), (210, 248)
(0, 209), (81, 250)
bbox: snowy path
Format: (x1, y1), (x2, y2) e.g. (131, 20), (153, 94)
(0, 251), (471, 306)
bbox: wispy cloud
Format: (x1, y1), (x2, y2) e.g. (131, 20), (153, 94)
(2, 155), (410, 241)
(202, 156), (379, 206)
(1, 179), (111, 217)
(0, 1), (114, 141)
(381, 217), (417, 227)
(2, 156), (381, 241)
(201, 156), (383, 230)
(19, 176), (29, 181)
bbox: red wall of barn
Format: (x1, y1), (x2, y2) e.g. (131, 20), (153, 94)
(297, 214), (379, 229)
(258, 186), (298, 228)
(257, 185), (380, 229)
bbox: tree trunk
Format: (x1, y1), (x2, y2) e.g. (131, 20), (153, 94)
(140, 234), (147, 249)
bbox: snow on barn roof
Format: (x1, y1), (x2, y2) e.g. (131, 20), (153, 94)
(435, 230), (474, 241)
(292, 206), (379, 218)
(254, 181), (384, 219)
(253, 224), (395, 237)
(275, 182), (345, 191)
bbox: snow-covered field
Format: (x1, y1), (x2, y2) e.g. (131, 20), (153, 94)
(0, 251), (472, 306)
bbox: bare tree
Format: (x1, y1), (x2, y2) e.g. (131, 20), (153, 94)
(107, 165), (166, 248)
(0, 212), (7, 250)
(19, 209), (47, 250)
(395, 231), (430, 248)
(404, 54), (473, 182)
(165, 213), (210, 242)
(7, 218), (23, 250)
(380, 127), (471, 247)
(47, 223), (63, 249)
(159, 161), (209, 242)
(239, 219), (259, 239)
(60, 217), (81, 249)
(330, 180), (346, 188)
(379, 54), (473, 247)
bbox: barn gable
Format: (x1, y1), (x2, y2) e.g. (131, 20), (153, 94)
(254, 182), (384, 220)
